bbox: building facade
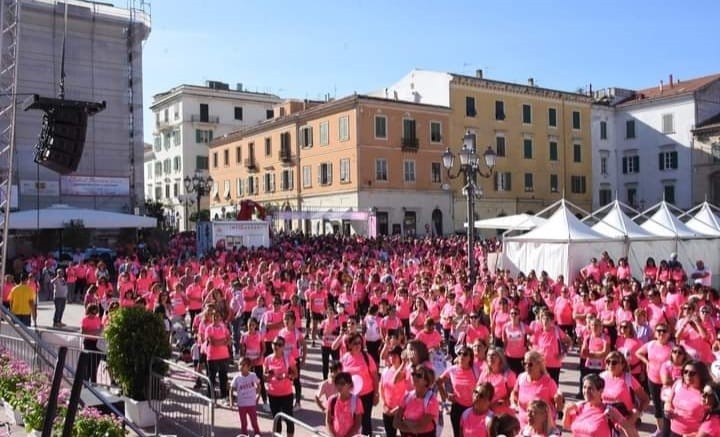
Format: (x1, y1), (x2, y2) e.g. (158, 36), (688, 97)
(209, 95), (452, 236)
(146, 81), (281, 230)
(692, 114), (720, 205)
(4, 0), (150, 213)
(375, 69), (594, 232)
(591, 74), (720, 210)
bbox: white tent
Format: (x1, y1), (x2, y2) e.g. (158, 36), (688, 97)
(684, 202), (720, 237)
(464, 213), (546, 230)
(638, 201), (700, 238)
(8, 204), (157, 230)
(503, 200), (624, 280)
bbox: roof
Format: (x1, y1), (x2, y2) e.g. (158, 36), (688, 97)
(618, 73), (720, 107)
(451, 73), (592, 101)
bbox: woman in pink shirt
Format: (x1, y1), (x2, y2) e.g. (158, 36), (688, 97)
(615, 322), (645, 387)
(340, 332), (379, 436)
(240, 317), (267, 410)
(458, 382), (494, 437)
(490, 298), (511, 347)
(530, 310), (570, 384)
(563, 374), (633, 437)
(599, 351), (649, 425)
(636, 322), (673, 435)
(325, 371), (363, 437)
(664, 360), (711, 437)
(393, 364), (439, 437)
(502, 308), (528, 375)
(380, 346), (408, 437)
(415, 318), (442, 352)
(204, 309), (231, 403)
(479, 347), (517, 418)
(81, 303), (103, 383)
(698, 382), (720, 437)
(510, 351), (562, 428)
(437, 344), (480, 437)
(676, 302), (713, 363)
(264, 335), (297, 437)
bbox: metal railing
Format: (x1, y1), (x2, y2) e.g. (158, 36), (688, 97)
(272, 412), (330, 437)
(149, 357), (215, 437)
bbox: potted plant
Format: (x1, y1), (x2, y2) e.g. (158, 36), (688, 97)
(73, 407), (124, 437)
(104, 306), (171, 427)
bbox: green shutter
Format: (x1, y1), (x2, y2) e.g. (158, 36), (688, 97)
(659, 153), (664, 170)
(195, 129), (202, 143)
(671, 151), (678, 169)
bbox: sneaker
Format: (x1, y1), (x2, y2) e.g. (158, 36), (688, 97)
(293, 401), (301, 411)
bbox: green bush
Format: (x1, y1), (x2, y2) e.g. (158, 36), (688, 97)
(103, 306), (170, 401)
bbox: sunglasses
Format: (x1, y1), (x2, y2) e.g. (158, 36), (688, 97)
(523, 361), (534, 367)
(411, 372), (425, 379)
(672, 349), (685, 355)
(656, 329), (668, 333)
(459, 351), (471, 357)
(351, 341), (362, 346)
(684, 369), (697, 376)
(621, 324), (630, 329)
(510, 312), (519, 316)
(273, 343), (285, 348)
(606, 359), (619, 366)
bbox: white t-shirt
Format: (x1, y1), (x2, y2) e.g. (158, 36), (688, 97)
(231, 372), (259, 407)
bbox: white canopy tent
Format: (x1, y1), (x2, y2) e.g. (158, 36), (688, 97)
(464, 213), (546, 231)
(683, 202), (720, 237)
(8, 204), (157, 230)
(503, 200), (624, 280)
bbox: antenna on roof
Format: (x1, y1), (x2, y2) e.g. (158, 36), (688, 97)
(58, 1), (68, 99)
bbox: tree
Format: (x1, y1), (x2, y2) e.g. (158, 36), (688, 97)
(143, 199), (165, 229)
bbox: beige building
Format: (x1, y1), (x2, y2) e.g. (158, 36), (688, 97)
(374, 69), (594, 232)
(209, 95), (451, 236)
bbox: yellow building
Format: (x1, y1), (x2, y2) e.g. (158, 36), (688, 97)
(376, 69), (594, 232)
(209, 95), (451, 236)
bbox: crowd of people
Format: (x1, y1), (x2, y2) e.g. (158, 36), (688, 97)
(4, 233), (720, 437)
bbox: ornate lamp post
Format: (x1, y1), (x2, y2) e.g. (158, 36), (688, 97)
(183, 173), (213, 226)
(442, 130), (496, 283)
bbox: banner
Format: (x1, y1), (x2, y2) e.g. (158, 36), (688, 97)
(61, 176), (130, 196)
(20, 180), (60, 197)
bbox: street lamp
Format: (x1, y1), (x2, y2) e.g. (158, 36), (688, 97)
(178, 194), (195, 231)
(183, 173), (214, 227)
(442, 130), (496, 283)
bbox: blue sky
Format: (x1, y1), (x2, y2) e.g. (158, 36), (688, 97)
(142, 0), (720, 142)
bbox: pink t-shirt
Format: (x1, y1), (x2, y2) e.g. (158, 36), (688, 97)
(340, 351), (378, 396)
(479, 368), (516, 412)
(415, 330), (442, 351)
(459, 408), (491, 437)
(263, 354), (293, 396)
(670, 383), (704, 435)
(81, 315), (102, 334)
(698, 415), (720, 436)
(440, 365), (479, 407)
(401, 390), (439, 434)
(204, 323), (230, 361)
(639, 340), (672, 384)
(241, 331), (263, 365)
(329, 394), (364, 437)
(503, 323), (527, 359)
(616, 337), (643, 374)
(514, 372), (558, 427)
(532, 328), (565, 368)
(600, 371), (641, 414)
(569, 402), (615, 437)
(381, 366), (408, 412)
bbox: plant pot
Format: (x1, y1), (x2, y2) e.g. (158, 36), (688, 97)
(124, 398), (156, 428)
(4, 401), (23, 426)
(26, 430), (42, 437)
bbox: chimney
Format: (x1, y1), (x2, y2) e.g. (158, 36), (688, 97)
(669, 74), (673, 88)
(589, 83), (593, 95)
(236, 83), (243, 91)
(476, 69), (483, 79)
(659, 80), (664, 93)
(528, 77), (535, 87)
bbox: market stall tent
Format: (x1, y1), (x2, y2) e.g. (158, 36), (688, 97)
(8, 204), (157, 229)
(464, 213), (547, 231)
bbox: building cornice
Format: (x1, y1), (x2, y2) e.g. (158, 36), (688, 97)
(451, 75), (593, 104)
(150, 85), (281, 110)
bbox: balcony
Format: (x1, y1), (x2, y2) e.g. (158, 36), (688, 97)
(279, 146), (292, 163)
(190, 114), (220, 123)
(401, 136), (419, 151)
(244, 157), (258, 172)
(154, 118), (174, 131)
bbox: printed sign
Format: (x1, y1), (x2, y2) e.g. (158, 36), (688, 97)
(19, 180), (60, 196)
(61, 176), (130, 196)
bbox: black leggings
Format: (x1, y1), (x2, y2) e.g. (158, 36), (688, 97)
(648, 380), (664, 419)
(383, 412), (397, 437)
(321, 346), (339, 379)
(366, 340), (382, 366)
(293, 358), (302, 403)
(450, 402), (471, 437)
(359, 391), (375, 436)
(206, 358), (229, 398)
(269, 394), (295, 434)
(253, 364), (267, 403)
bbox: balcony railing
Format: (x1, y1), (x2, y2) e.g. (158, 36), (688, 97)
(401, 137), (419, 151)
(279, 147), (292, 162)
(190, 114), (220, 123)
(244, 157), (258, 171)
(155, 119), (173, 130)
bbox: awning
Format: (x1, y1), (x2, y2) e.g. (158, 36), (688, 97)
(274, 210), (369, 220)
(464, 213), (546, 230)
(8, 204), (157, 229)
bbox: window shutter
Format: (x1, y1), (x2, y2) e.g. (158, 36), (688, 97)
(671, 151), (678, 169)
(659, 153), (665, 170)
(633, 156), (640, 172)
(506, 173), (512, 190)
(195, 130), (202, 143)
(271, 174), (276, 192)
(308, 127), (313, 146)
(622, 157), (627, 174)
(328, 163), (333, 184)
(318, 165), (322, 184)
(289, 170), (294, 190)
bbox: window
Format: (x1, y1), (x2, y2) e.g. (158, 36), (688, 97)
(162, 158), (169, 175)
(548, 108), (557, 127)
(196, 156), (209, 170)
(302, 165), (311, 188)
(403, 119), (417, 140)
(264, 138), (271, 156)
(173, 156), (181, 172)
(600, 157), (608, 176)
(234, 106), (243, 121)
(263, 173), (275, 193)
(173, 105), (179, 120)
(431, 162), (441, 183)
(374, 116), (387, 139)
(573, 144), (582, 163)
(153, 136), (161, 151)
(173, 129), (181, 146)
(662, 114), (674, 134)
(495, 136), (506, 157)
(599, 188), (612, 206)
(600, 121), (607, 140)
(375, 159), (388, 181)
(319, 163), (333, 185)
(199, 103), (209, 122)
(280, 133), (291, 159)
(339, 116), (349, 141)
(299, 126), (313, 148)
(523, 139), (533, 159)
(404, 160), (416, 183)
(659, 151), (678, 170)
(626, 120), (636, 139)
(622, 155), (640, 174)
(549, 141), (558, 161)
(146, 163), (152, 177)
(524, 173), (534, 192)
(550, 174), (559, 192)
(570, 175), (587, 193)
(223, 149), (229, 166)
(223, 180), (231, 199)
(247, 176), (256, 195)
(522, 104), (532, 124)
(154, 186), (162, 200)
(266, 109), (274, 119)
(495, 100), (505, 120)
(466, 97), (476, 117)
(572, 111), (581, 129)
(195, 129), (213, 144)
(236, 146), (242, 163)
(339, 158), (350, 183)
(212, 152), (218, 168)
(281, 169), (294, 191)
(154, 162), (161, 176)
(494, 172), (512, 191)
(237, 178), (244, 197)
(627, 187), (637, 207)
(319, 121), (329, 145)
(163, 132), (171, 149)
(664, 185), (675, 203)
(165, 184), (170, 198)
(713, 143), (720, 163)
(163, 108), (169, 122)
(430, 122), (442, 143)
